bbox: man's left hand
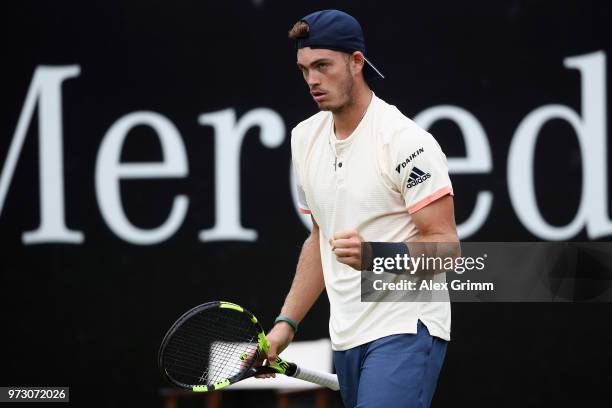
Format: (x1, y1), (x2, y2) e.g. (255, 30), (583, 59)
(330, 229), (363, 270)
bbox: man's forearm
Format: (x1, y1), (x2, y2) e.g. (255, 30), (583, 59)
(279, 231), (325, 324)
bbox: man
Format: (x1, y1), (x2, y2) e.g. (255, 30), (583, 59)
(262, 9), (458, 407)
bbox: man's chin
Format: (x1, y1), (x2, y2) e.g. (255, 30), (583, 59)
(316, 98), (345, 113)
(317, 101), (333, 111)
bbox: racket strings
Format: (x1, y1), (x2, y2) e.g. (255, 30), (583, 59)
(162, 307), (260, 387)
(165, 315), (254, 384)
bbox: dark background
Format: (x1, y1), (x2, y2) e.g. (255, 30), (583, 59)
(2, 1), (611, 406)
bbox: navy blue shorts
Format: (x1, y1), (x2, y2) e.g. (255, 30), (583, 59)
(333, 321), (448, 408)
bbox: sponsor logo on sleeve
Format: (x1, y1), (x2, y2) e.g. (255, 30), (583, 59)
(407, 166), (431, 189)
(395, 147), (424, 173)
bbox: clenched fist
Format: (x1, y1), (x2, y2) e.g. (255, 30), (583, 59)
(330, 229), (363, 270)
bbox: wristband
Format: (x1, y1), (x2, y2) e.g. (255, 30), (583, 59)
(361, 241), (410, 273)
(274, 316), (298, 334)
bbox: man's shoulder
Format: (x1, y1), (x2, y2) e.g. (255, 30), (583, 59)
(291, 110), (330, 136)
(290, 110), (330, 155)
(373, 96), (432, 147)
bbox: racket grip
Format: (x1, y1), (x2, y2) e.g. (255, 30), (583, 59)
(292, 366), (340, 391)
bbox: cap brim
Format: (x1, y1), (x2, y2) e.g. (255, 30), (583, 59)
(363, 56), (385, 79)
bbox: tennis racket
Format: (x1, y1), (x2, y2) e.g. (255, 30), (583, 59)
(158, 301), (340, 392)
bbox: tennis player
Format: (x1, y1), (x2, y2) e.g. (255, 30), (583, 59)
(263, 10), (459, 407)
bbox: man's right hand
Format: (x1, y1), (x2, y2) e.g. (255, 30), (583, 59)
(254, 321), (295, 378)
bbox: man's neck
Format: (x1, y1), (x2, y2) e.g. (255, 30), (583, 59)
(332, 86), (373, 140)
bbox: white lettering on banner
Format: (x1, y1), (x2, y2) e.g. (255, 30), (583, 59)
(0, 65), (84, 244)
(198, 108), (285, 242)
(508, 51), (611, 240)
(95, 112), (189, 245)
(414, 106), (493, 239)
(1, 51), (610, 244)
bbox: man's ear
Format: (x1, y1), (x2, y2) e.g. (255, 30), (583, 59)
(350, 51), (365, 75)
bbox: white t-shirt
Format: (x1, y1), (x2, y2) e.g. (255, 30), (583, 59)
(291, 93), (453, 351)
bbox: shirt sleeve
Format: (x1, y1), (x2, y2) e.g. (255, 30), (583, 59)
(293, 160), (311, 214)
(291, 131), (311, 215)
(387, 128), (453, 214)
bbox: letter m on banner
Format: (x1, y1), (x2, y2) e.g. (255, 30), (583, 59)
(0, 65), (84, 244)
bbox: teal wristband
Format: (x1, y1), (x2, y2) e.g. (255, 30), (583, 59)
(274, 316), (298, 334)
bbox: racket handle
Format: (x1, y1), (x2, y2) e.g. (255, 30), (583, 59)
(291, 365), (340, 391)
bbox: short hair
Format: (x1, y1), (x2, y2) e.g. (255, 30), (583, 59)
(288, 20), (309, 39)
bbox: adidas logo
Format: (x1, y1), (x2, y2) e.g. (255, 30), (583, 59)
(407, 167), (431, 189)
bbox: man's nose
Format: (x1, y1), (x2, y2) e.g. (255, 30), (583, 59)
(306, 71), (321, 88)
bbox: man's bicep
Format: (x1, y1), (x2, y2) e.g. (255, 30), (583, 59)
(311, 215), (319, 234)
(304, 215), (320, 245)
(410, 194), (458, 240)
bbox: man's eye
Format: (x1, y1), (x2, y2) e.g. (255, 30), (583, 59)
(318, 63), (328, 69)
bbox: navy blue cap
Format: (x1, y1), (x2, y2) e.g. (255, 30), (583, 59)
(296, 9), (384, 80)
